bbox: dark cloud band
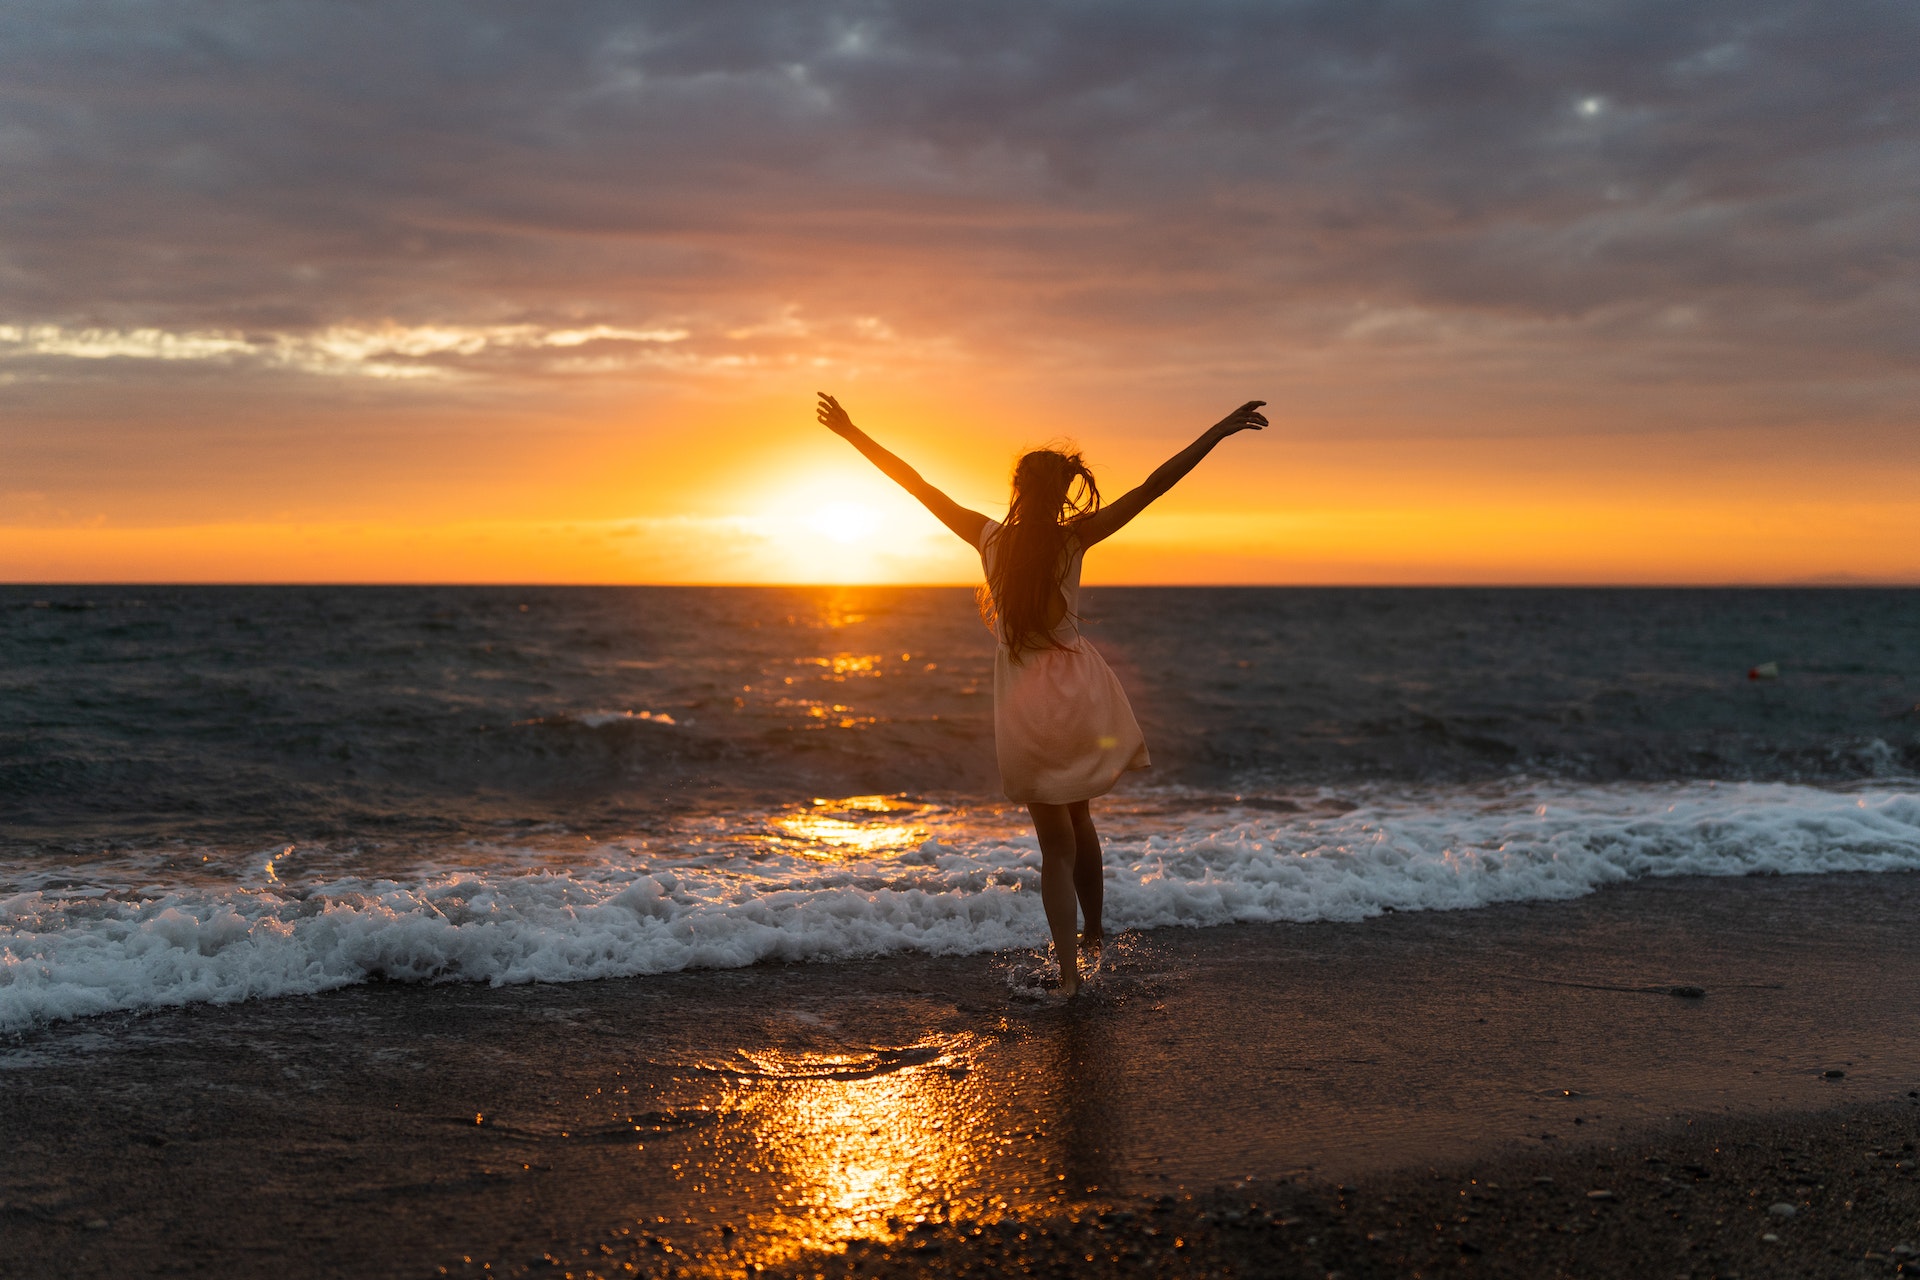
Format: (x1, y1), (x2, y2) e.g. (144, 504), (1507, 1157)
(0, 0), (1913, 391)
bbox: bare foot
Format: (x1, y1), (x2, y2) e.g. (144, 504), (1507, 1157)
(1058, 954), (1082, 998)
(1079, 930), (1104, 972)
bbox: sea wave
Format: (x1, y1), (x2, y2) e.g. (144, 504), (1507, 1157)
(4, 782), (1918, 1031)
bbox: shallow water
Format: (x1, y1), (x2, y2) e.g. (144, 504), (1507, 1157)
(3, 585), (1917, 1028)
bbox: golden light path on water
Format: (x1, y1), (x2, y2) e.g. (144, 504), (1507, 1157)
(770, 795), (931, 859)
(703, 796), (989, 1269)
(648, 785), (1074, 1276)
(706, 1035), (996, 1270)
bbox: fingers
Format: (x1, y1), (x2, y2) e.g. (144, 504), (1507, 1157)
(816, 391), (851, 432)
(1212, 403), (1267, 433)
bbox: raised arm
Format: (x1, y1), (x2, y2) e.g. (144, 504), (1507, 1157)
(815, 393), (989, 547)
(1073, 401), (1267, 547)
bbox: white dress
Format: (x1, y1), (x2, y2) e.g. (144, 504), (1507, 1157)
(977, 519), (1151, 804)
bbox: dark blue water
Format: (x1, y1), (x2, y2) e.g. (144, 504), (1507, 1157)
(4, 586), (1914, 851)
(4, 586), (1918, 1031)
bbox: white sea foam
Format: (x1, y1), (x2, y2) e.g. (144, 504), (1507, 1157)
(4, 782), (1919, 1031)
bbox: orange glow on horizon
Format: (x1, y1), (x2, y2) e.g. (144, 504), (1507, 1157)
(6, 492), (1918, 585)
(7, 389), (1918, 586)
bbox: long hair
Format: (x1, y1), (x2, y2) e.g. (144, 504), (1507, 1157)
(979, 447), (1101, 655)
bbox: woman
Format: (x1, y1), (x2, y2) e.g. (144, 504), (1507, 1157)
(816, 392), (1268, 995)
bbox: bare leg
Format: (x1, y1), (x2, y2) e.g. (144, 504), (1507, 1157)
(1026, 802), (1082, 996)
(1068, 800), (1104, 952)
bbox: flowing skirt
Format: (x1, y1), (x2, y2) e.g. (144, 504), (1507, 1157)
(992, 638), (1150, 804)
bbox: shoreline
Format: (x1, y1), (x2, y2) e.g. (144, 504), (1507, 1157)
(2, 871), (1917, 1278)
(10, 777), (1918, 1035)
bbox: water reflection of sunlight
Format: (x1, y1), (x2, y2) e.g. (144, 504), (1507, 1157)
(815, 592), (867, 629)
(721, 1038), (987, 1264)
(769, 796), (930, 860)
(794, 653), (882, 678)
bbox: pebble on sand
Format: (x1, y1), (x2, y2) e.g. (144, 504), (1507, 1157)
(1767, 1203), (1798, 1219)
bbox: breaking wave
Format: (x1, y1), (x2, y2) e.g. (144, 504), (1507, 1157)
(4, 781), (1918, 1031)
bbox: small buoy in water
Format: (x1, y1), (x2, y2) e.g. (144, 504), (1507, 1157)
(1748, 662), (1780, 680)
(1668, 985), (1707, 999)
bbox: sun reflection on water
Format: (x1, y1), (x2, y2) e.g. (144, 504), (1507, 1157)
(715, 1036), (989, 1266)
(767, 795), (931, 860)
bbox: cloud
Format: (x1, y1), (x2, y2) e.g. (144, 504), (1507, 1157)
(0, 0), (1912, 403)
(0, 321), (695, 381)
(0, 314), (961, 383)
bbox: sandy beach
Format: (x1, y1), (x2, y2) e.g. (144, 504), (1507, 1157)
(4, 870), (1917, 1279)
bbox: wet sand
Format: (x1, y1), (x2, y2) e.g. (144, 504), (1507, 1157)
(2, 871), (1918, 1278)
(764, 1099), (1920, 1279)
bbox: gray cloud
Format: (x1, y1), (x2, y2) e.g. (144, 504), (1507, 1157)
(0, 0), (1913, 400)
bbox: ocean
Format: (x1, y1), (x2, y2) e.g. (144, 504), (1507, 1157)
(3, 585), (1917, 1031)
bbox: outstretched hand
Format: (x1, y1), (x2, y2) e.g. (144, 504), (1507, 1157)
(1209, 400), (1268, 438)
(816, 392), (856, 438)
(812, 391), (990, 546)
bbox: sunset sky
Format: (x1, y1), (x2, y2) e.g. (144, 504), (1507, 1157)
(3, 1), (1916, 584)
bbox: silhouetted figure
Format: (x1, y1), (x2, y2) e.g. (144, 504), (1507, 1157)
(817, 392), (1267, 995)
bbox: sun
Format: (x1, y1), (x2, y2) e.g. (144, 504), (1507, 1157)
(724, 462), (984, 582)
(808, 501), (882, 544)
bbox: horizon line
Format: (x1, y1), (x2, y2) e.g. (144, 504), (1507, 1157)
(7, 579), (1920, 591)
